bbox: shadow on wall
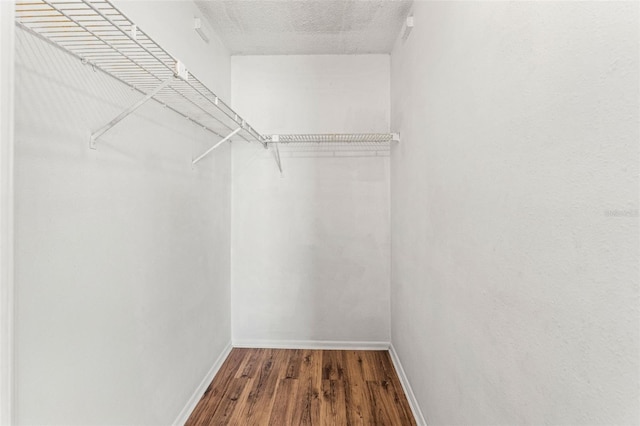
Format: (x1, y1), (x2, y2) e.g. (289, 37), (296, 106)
(278, 142), (390, 159)
(235, 142), (390, 172)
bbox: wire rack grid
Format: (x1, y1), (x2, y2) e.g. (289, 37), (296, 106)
(15, 0), (265, 146)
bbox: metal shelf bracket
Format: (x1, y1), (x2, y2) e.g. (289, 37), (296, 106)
(271, 135), (283, 173)
(89, 76), (175, 149)
(192, 127), (241, 165)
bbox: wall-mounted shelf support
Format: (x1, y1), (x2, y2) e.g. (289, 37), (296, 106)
(402, 15), (414, 41)
(90, 76), (175, 149)
(272, 135), (283, 173)
(193, 127), (241, 165)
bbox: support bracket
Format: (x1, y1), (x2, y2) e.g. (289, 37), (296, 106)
(271, 135), (282, 173)
(89, 76), (174, 149)
(402, 15), (414, 41)
(192, 127), (241, 165)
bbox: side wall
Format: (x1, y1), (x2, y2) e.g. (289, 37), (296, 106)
(390, 2), (639, 424)
(231, 55), (391, 346)
(0, 1), (15, 424)
(14, 2), (232, 424)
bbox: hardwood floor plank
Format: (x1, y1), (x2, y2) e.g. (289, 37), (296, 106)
(361, 351), (384, 381)
(235, 347), (265, 379)
(206, 377), (251, 425)
(320, 380), (347, 426)
(284, 348), (303, 379)
(344, 379), (367, 425)
(366, 380), (416, 426)
(322, 350), (346, 380)
(344, 350), (377, 382)
(185, 348), (416, 426)
(237, 349), (284, 425)
(268, 379), (299, 426)
(292, 350), (323, 425)
(375, 351), (416, 424)
(185, 348), (247, 426)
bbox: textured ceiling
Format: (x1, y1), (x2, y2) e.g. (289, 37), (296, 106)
(195, 1), (413, 55)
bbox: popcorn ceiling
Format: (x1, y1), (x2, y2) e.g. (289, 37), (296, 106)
(195, 0), (413, 55)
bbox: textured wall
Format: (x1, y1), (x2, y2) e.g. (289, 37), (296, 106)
(390, 2), (639, 424)
(231, 55), (391, 345)
(14, 2), (233, 424)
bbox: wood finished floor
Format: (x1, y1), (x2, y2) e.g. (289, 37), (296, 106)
(186, 348), (416, 425)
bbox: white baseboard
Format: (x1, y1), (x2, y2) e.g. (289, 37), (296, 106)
(232, 339), (390, 351)
(389, 344), (427, 426)
(173, 341), (232, 426)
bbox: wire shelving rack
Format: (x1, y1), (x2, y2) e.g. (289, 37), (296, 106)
(15, 0), (265, 162)
(15, 0), (399, 170)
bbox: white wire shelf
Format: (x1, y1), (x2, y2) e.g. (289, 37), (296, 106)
(15, 0), (266, 153)
(265, 134), (397, 171)
(14, 0), (399, 171)
(265, 133), (399, 144)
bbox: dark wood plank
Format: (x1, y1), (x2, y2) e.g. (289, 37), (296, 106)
(344, 379), (367, 425)
(185, 348), (416, 426)
(205, 377), (251, 425)
(235, 347), (265, 379)
(284, 348), (302, 379)
(185, 348), (248, 426)
(321, 380), (347, 425)
(235, 349), (284, 424)
(322, 350), (346, 380)
(292, 349), (323, 425)
(366, 380), (416, 426)
(374, 351), (416, 424)
(344, 350), (377, 382)
(268, 379), (299, 426)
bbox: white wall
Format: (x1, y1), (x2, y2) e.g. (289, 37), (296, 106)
(391, 2), (639, 425)
(0, 1), (15, 424)
(231, 55), (391, 346)
(14, 2), (233, 424)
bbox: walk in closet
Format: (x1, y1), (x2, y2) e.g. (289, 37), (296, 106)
(1, 0), (638, 424)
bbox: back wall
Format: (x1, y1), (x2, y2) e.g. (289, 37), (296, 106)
(231, 55), (391, 346)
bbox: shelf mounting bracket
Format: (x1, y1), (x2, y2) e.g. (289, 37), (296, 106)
(192, 127), (241, 165)
(272, 135), (283, 173)
(90, 76), (175, 149)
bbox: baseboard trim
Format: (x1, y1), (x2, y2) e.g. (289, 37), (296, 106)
(232, 339), (390, 350)
(389, 344), (428, 426)
(173, 341), (232, 426)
